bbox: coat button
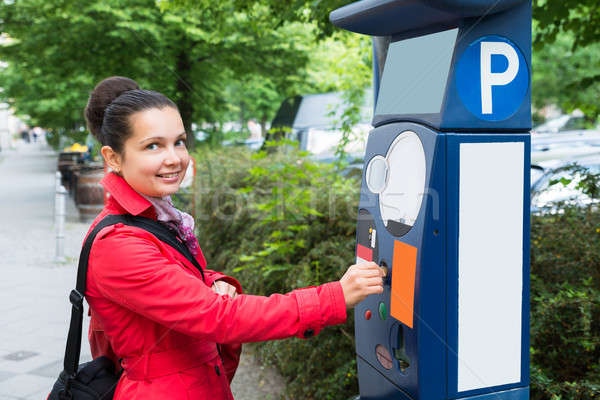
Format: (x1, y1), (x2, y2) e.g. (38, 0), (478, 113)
(303, 329), (315, 338)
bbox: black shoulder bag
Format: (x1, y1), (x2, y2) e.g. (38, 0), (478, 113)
(48, 214), (205, 400)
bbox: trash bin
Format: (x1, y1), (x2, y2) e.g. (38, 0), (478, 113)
(74, 163), (105, 222)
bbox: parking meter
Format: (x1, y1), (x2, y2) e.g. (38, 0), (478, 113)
(330, 1), (531, 399)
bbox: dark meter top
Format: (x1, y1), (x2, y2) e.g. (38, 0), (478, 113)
(329, 0), (528, 37)
(329, 0), (532, 132)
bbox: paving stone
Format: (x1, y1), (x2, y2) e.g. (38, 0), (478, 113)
(25, 388), (52, 400)
(27, 360), (61, 379)
(0, 395), (21, 400)
(0, 374), (55, 398)
(0, 372), (16, 383)
(0, 354), (58, 375)
(3, 352), (38, 362)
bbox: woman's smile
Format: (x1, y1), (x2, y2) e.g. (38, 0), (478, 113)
(156, 171), (183, 184)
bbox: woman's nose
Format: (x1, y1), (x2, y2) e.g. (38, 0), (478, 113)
(164, 146), (181, 165)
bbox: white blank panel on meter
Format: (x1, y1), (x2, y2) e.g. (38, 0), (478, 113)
(458, 142), (524, 392)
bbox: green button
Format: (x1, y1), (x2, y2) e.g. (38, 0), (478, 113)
(378, 302), (387, 320)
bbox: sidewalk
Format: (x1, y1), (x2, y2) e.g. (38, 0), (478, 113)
(0, 142), (285, 399)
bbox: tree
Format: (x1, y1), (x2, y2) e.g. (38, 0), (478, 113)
(170, 0), (355, 39)
(215, 18), (316, 138)
(0, 0), (313, 148)
(532, 32), (600, 120)
(533, 0), (600, 49)
(533, 0), (600, 120)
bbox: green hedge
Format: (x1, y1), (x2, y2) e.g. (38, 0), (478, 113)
(530, 206), (600, 399)
(181, 146), (599, 399)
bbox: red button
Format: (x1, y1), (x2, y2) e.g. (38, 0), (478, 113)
(365, 310), (372, 320)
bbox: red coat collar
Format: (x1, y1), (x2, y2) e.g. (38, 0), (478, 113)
(100, 172), (156, 219)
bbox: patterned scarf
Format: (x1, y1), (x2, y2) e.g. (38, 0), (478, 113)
(141, 194), (200, 257)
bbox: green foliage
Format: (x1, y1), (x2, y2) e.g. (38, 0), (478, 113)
(532, 0), (600, 120)
(186, 147), (600, 399)
(0, 0), (314, 148)
(169, 0), (356, 40)
(533, 0), (600, 50)
(548, 163), (600, 201)
(191, 145), (359, 398)
(311, 32), (372, 161)
(532, 33), (600, 121)
(530, 205), (600, 399)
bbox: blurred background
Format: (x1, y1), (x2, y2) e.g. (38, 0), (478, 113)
(0, 1), (598, 399)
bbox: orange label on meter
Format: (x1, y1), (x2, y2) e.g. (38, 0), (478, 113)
(390, 240), (417, 328)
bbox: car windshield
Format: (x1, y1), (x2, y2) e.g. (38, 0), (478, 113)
(560, 116), (587, 131)
(305, 126), (370, 156)
(532, 163), (600, 209)
(533, 170), (589, 206)
(294, 92), (373, 130)
(530, 167), (545, 187)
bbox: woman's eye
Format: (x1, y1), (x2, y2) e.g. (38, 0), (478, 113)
(176, 139), (187, 147)
(146, 143), (159, 150)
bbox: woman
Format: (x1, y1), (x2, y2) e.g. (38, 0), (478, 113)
(83, 76), (385, 399)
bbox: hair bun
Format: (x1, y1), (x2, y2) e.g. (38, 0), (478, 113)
(84, 76), (140, 141)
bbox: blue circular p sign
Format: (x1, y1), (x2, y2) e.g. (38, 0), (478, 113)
(456, 36), (529, 121)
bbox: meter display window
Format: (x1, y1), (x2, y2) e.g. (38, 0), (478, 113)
(375, 28), (458, 116)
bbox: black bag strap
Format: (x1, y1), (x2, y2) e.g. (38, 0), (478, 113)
(63, 214), (205, 377)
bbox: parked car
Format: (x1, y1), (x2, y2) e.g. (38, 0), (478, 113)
(530, 156), (600, 213)
(268, 91), (373, 158)
(532, 110), (595, 134)
(531, 130), (600, 163)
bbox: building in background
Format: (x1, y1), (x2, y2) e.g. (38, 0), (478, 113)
(0, 102), (26, 151)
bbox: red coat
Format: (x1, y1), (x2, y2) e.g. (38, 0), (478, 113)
(85, 172), (347, 399)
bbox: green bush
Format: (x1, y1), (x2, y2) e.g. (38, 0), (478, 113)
(530, 206), (600, 399)
(187, 143), (360, 399)
(182, 146), (599, 400)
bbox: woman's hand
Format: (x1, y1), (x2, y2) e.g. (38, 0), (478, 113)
(340, 262), (386, 309)
(211, 280), (238, 299)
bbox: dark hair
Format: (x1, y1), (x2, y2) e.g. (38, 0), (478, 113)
(84, 76), (177, 153)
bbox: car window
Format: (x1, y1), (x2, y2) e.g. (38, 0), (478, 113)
(306, 126), (370, 156)
(559, 117), (587, 132)
(533, 170), (588, 206)
(271, 96), (302, 129)
(530, 167), (545, 188)
(294, 92), (372, 129)
(295, 93), (346, 129)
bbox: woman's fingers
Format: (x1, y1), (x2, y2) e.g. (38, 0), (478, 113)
(355, 262), (387, 277)
(366, 285), (384, 295)
(362, 277), (385, 287)
(227, 285), (238, 298)
(356, 261), (379, 270)
(359, 269), (386, 279)
(211, 280), (238, 298)
(340, 262), (386, 309)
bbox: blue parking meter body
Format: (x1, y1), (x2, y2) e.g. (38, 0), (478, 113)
(330, 1), (531, 399)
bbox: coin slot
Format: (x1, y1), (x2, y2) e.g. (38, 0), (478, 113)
(375, 344), (393, 370)
(379, 260), (390, 285)
(393, 325), (411, 373)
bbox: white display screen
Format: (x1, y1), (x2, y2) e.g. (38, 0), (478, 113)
(375, 28), (458, 116)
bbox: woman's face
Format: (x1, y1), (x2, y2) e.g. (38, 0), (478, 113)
(109, 107), (190, 197)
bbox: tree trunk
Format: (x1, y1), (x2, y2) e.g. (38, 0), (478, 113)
(260, 115), (267, 138)
(239, 101), (245, 137)
(175, 50), (195, 150)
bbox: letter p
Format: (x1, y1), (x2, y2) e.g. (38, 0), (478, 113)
(480, 42), (519, 115)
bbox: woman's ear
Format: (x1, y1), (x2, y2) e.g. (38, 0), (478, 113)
(101, 146), (122, 174)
